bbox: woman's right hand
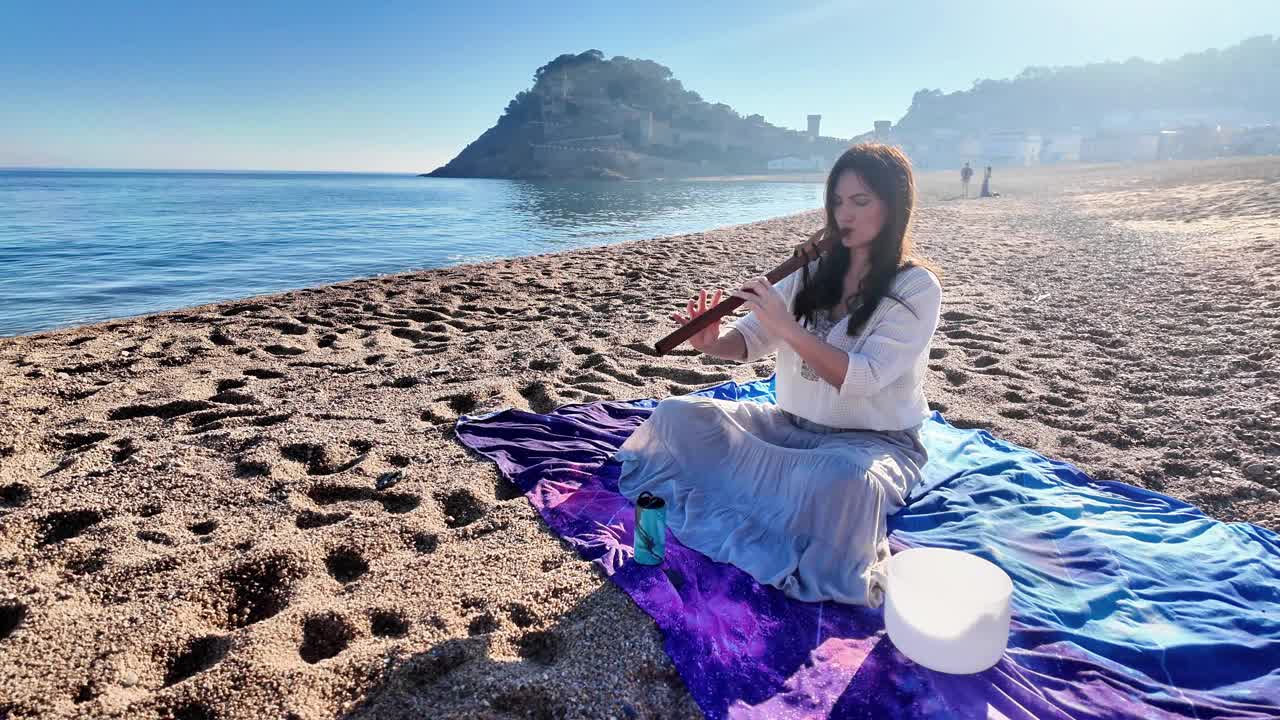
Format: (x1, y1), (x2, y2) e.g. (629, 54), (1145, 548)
(671, 288), (723, 353)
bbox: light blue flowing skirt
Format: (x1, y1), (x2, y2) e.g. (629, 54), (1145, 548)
(614, 395), (927, 606)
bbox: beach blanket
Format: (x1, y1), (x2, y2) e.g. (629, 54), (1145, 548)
(454, 375), (1280, 719)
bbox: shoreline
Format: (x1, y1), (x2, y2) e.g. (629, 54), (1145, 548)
(0, 208), (824, 342)
(0, 174), (828, 340)
(1, 157), (1277, 719)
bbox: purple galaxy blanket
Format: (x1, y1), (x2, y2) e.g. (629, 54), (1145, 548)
(454, 376), (1280, 719)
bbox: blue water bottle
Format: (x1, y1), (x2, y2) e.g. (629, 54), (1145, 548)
(633, 492), (666, 566)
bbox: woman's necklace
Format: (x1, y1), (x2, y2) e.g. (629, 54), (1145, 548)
(829, 293), (860, 323)
(833, 274), (866, 322)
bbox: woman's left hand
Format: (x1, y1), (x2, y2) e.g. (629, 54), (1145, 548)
(733, 277), (797, 338)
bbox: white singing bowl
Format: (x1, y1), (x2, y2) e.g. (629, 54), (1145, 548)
(883, 547), (1013, 674)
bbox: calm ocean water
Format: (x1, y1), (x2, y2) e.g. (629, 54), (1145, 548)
(0, 170), (823, 337)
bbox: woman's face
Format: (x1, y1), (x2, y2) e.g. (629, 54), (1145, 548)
(831, 170), (887, 251)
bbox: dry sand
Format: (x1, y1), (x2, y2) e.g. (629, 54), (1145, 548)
(1, 158), (1277, 720)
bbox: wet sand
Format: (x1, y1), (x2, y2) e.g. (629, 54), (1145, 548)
(0, 157), (1277, 719)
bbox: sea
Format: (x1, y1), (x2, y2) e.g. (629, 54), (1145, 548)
(0, 170), (823, 337)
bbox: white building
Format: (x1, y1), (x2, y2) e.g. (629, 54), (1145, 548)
(1081, 133), (1159, 163)
(767, 155), (824, 171)
(1041, 133), (1083, 164)
(982, 131), (1042, 166)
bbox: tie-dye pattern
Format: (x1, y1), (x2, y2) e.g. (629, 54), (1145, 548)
(454, 375), (1280, 720)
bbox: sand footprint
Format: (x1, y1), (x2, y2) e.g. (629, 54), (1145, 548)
(137, 529), (177, 546)
(515, 630), (562, 665)
(209, 329), (236, 347)
(437, 489), (486, 529)
(593, 363), (646, 387)
(370, 610), (409, 638)
(493, 473), (524, 502)
(324, 546), (369, 584)
(298, 612), (355, 664)
(281, 442), (366, 476)
(263, 344), (306, 357)
(0, 602), (26, 640)
(306, 485), (420, 514)
(39, 510), (104, 546)
(1042, 394), (1074, 408)
(160, 700), (218, 720)
(220, 303), (270, 317)
(212, 553), (305, 630)
(411, 532), (440, 554)
(420, 394), (479, 426)
(637, 364), (730, 385)
(505, 603), (537, 628)
(295, 510), (350, 530)
(188, 519), (218, 536)
(243, 368), (286, 380)
(52, 431), (109, 452)
(163, 635), (229, 687)
(268, 321), (309, 336)
(467, 612), (499, 636)
(1, 483), (31, 508)
(999, 406), (1032, 420)
(109, 400), (214, 422)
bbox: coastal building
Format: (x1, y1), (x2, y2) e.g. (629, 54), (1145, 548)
(1228, 125), (1280, 156)
(1041, 133), (1083, 164)
(808, 115), (821, 139)
(889, 128), (976, 170)
(1156, 126), (1223, 161)
(957, 135), (982, 164)
(768, 155), (824, 171)
(1081, 132), (1160, 163)
(982, 130), (1042, 166)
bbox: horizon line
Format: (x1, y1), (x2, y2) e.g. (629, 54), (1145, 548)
(0, 165), (433, 176)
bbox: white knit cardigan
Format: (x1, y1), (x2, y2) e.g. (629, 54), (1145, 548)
(728, 262), (942, 431)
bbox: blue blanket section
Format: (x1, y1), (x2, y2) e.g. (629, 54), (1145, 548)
(455, 375), (1280, 719)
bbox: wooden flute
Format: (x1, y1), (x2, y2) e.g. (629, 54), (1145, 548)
(653, 227), (835, 356)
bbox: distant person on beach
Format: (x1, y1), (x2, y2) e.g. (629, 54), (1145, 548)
(961, 162), (974, 197)
(980, 165), (997, 198)
(614, 144), (943, 607)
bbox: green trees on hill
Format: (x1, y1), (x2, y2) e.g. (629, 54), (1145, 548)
(501, 50), (753, 134)
(897, 35), (1279, 133)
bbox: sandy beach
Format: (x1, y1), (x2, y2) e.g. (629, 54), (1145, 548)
(1, 157), (1277, 719)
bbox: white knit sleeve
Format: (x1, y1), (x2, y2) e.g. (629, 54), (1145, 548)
(837, 268), (942, 398)
(727, 266), (804, 362)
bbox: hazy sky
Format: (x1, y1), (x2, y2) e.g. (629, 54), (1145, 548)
(3, 1), (1276, 172)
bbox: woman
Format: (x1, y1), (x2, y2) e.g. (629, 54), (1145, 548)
(980, 165), (994, 198)
(614, 144), (942, 607)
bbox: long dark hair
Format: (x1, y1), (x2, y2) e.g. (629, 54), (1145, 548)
(793, 143), (937, 335)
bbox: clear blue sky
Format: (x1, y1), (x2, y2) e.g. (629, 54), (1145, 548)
(2, 0), (1275, 173)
